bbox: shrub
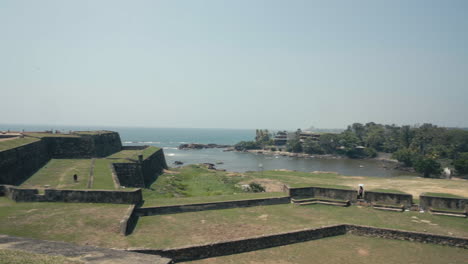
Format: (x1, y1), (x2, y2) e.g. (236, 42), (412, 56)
(249, 182), (266, 193)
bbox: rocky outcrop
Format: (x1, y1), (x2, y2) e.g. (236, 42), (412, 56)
(178, 143), (231, 150)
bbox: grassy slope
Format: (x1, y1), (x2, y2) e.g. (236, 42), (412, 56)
(0, 137), (40, 151)
(129, 204), (468, 248)
(21, 159), (92, 189)
(0, 249), (83, 264)
(142, 165), (252, 206)
(184, 235), (468, 264)
(0, 198), (128, 248)
(92, 159), (116, 189)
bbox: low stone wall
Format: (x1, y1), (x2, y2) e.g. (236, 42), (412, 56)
(113, 163), (145, 188)
(120, 204), (139, 235)
(1, 185), (40, 202)
(288, 186), (357, 202)
(0, 185), (142, 204)
(130, 224), (468, 262)
(136, 197), (291, 216)
(346, 225), (468, 248)
(419, 195), (468, 211)
(131, 225), (347, 262)
(43, 189), (142, 204)
(364, 191), (413, 207)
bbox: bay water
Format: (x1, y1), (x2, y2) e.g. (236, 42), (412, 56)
(1, 125), (411, 177)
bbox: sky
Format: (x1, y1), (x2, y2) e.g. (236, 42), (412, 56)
(1, 0), (467, 130)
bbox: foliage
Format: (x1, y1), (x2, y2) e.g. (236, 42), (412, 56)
(453, 152), (468, 175)
(248, 182), (266, 193)
(234, 141), (261, 151)
(286, 138), (302, 153)
(413, 157), (442, 178)
(392, 148), (418, 167)
(303, 138), (324, 154)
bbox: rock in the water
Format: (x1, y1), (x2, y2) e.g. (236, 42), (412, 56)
(178, 143), (231, 150)
(173, 161), (184, 165)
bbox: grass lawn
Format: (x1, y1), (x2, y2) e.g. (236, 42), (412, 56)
(183, 235), (468, 264)
(21, 159), (92, 189)
(0, 249), (83, 264)
(0, 198), (129, 249)
(92, 159), (117, 189)
(22, 133), (79, 138)
(107, 146), (160, 160)
(0, 137), (40, 151)
(142, 165), (251, 206)
(127, 203), (468, 249)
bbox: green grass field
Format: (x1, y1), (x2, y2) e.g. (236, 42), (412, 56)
(92, 159), (117, 189)
(0, 137), (40, 151)
(128, 203), (468, 249)
(0, 198), (128, 248)
(107, 146), (160, 160)
(0, 249), (83, 264)
(184, 235), (468, 264)
(21, 159), (92, 189)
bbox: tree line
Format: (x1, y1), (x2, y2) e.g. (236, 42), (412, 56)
(234, 123), (468, 178)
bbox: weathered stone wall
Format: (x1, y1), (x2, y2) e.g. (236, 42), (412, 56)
(0, 140), (50, 185)
(288, 186), (357, 202)
(141, 149), (168, 187)
(0, 185), (142, 204)
(120, 204), (139, 235)
(90, 132), (122, 157)
(135, 196), (291, 216)
(346, 225), (468, 248)
(113, 163), (145, 188)
(131, 225), (347, 262)
(364, 191), (413, 207)
(419, 195), (468, 211)
(131, 224), (468, 262)
(43, 188), (142, 204)
(45, 132), (122, 158)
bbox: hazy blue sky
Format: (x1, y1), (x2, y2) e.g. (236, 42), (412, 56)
(1, 0), (467, 129)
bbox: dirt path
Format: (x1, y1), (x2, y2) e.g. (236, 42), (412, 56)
(87, 159), (96, 189)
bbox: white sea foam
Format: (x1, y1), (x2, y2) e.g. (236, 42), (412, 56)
(167, 153), (176, 156)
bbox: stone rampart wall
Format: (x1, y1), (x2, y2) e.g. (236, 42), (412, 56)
(136, 197), (291, 216)
(113, 163), (145, 188)
(45, 132), (122, 158)
(0, 185), (142, 204)
(364, 191), (413, 207)
(0, 140), (50, 185)
(131, 225), (346, 262)
(288, 186), (357, 202)
(141, 149), (168, 187)
(419, 195), (468, 211)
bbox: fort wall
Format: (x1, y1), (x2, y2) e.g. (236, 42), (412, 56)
(0, 184), (142, 204)
(135, 196), (290, 216)
(419, 195), (468, 211)
(364, 191), (413, 207)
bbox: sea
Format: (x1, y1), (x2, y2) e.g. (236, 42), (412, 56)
(1, 124), (412, 177)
